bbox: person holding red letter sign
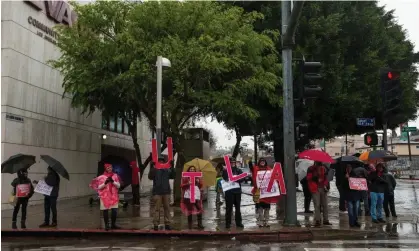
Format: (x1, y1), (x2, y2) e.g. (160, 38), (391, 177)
(181, 166), (205, 230)
(222, 157), (246, 230)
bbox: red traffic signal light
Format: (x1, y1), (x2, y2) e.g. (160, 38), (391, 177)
(387, 72), (392, 79)
(366, 135), (372, 144)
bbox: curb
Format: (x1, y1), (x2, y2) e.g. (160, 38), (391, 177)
(1, 228), (313, 242)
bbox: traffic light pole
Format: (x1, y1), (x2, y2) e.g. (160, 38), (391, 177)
(281, 0), (303, 227)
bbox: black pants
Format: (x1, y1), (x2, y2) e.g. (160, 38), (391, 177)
(384, 193), (397, 217)
(44, 196), (58, 224)
(301, 179), (312, 212)
(12, 198), (29, 222)
(132, 184), (140, 205)
(337, 186), (346, 211)
(225, 192), (242, 227)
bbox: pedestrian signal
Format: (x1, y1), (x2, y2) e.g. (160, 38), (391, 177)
(364, 133), (378, 146)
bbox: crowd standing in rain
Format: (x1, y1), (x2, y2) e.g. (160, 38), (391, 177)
(4, 149), (399, 231)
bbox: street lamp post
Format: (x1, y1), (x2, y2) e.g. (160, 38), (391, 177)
(156, 56), (171, 158)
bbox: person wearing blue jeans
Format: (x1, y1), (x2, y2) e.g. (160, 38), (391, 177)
(343, 164), (362, 227)
(368, 163), (387, 223)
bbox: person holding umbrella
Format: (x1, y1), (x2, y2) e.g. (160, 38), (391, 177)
(368, 163), (388, 223)
(36, 167), (61, 228)
(11, 169), (35, 229)
(307, 161), (332, 227)
(35, 155), (70, 228)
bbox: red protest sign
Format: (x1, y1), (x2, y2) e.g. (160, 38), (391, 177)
(151, 137), (173, 169)
(224, 156), (247, 182)
(349, 178), (368, 191)
(182, 172), (203, 202)
(267, 162), (287, 195)
(16, 184), (30, 197)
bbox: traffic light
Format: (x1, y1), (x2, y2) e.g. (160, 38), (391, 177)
(380, 68), (402, 117)
(364, 133), (378, 146)
(300, 61), (323, 98)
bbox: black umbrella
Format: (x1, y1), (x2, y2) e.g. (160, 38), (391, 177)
(1, 154), (36, 174)
(367, 150), (397, 161)
(340, 155), (363, 163)
(41, 155), (70, 180)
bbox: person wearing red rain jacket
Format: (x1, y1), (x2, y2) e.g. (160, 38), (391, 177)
(251, 158), (279, 227)
(180, 166), (204, 230)
(307, 161), (332, 227)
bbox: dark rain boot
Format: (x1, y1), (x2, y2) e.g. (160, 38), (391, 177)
(21, 221), (26, 229)
(103, 210), (110, 230)
(197, 214), (204, 230)
(111, 209), (121, 229)
(12, 221), (17, 230)
(188, 215), (193, 230)
(304, 197), (313, 214)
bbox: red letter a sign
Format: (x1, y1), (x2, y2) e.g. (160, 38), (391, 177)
(267, 162), (286, 194)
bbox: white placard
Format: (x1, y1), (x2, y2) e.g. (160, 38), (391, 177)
(256, 170), (281, 198)
(183, 186), (201, 200)
(34, 180), (53, 196)
(220, 180), (240, 192)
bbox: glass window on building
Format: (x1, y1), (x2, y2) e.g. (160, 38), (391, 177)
(102, 116), (109, 129)
(124, 120), (130, 134)
(117, 117), (123, 133)
(109, 116), (116, 131)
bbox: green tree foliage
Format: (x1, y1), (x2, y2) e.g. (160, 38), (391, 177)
(50, 1), (278, 202)
(234, 1), (419, 150)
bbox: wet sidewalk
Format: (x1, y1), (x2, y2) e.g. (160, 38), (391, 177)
(2, 183), (418, 240)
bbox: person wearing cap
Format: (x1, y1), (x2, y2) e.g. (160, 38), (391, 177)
(89, 163), (122, 230)
(130, 161), (141, 206)
(148, 157), (175, 231)
(222, 157), (245, 229)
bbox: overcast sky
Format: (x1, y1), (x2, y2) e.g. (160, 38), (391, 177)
(198, 0), (419, 148)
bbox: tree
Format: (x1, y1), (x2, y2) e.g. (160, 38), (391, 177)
(233, 1), (419, 151)
(51, 1), (278, 203)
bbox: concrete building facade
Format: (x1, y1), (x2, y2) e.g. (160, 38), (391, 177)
(1, 0), (153, 209)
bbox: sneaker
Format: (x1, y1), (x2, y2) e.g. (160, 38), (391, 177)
(304, 210), (314, 214)
(378, 218), (386, 223)
(165, 225), (172, 231)
(153, 225), (158, 231)
(392, 215), (398, 218)
(236, 224), (244, 228)
(354, 222), (361, 228)
(111, 225), (121, 230)
(323, 221), (332, 226)
(50, 222), (57, 228)
(314, 221), (321, 227)
(372, 219), (379, 223)
(39, 223), (49, 228)
(12, 222), (17, 230)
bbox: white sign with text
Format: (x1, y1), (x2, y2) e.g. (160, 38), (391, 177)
(256, 170), (281, 198)
(220, 180), (240, 193)
(34, 180), (53, 196)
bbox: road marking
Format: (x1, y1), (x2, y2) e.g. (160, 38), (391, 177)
(311, 240), (419, 245)
(305, 249), (418, 251)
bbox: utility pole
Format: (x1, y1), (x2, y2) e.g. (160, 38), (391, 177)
(382, 123), (388, 150)
(156, 56), (163, 158)
(281, 0), (304, 227)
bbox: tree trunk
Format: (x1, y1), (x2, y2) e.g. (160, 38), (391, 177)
(232, 126), (242, 158)
(172, 137), (186, 206)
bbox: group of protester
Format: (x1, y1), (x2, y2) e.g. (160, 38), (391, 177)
(10, 167), (60, 229)
(15, 155), (398, 231)
(300, 160), (397, 228)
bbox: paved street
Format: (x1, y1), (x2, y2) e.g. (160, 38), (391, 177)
(2, 180), (419, 250)
(2, 238), (419, 250)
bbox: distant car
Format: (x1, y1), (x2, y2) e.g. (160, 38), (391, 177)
(241, 166), (253, 184)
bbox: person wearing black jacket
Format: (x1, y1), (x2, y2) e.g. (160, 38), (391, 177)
(334, 162), (347, 211)
(11, 169), (34, 229)
(368, 163), (387, 223)
(148, 157), (175, 231)
(342, 165), (362, 227)
(222, 157), (245, 229)
(37, 167), (60, 228)
(383, 167), (397, 218)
